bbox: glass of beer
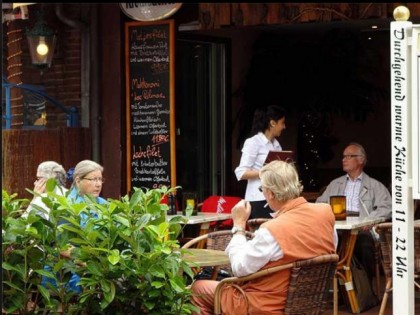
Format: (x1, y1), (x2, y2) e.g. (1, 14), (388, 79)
(182, 192), (198, 216)
(329, 195), (347, 220)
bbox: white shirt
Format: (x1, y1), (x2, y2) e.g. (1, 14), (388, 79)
(234, 132), (281, 201)
(226, 227), (339, 277)
(23, 186), (68, 220)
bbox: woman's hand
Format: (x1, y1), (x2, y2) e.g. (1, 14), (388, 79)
(33, 177), (47, 195)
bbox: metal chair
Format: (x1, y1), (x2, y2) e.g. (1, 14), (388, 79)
(375, 222), (420, 315)
(213, 253), (339, 315)
(182, 230), (254, 280)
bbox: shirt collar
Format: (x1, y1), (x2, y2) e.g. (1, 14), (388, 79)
(257, 131), (279, 147)
(272, 197), (307, 217)
(346, 173), (363, 182)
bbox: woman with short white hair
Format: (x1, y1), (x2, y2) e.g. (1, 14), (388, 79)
(25, 161), (68, 219)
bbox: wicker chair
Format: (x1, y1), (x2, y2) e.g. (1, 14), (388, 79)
(247, 218), (271, 232)
(213, 253), (339, 315)
(375, 222), (420, 315)
(182, 230), (254, 280)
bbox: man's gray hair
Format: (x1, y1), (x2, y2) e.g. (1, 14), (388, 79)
(37, 161), (67, 186)
(260, 160), (303, 202)
(73, 160), (104, 183)
(348, 142), (367, 166)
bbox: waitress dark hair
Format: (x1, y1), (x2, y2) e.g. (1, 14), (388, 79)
(251, 105), (286, 135)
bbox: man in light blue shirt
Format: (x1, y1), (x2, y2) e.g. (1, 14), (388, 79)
(316, 142), (391, 284)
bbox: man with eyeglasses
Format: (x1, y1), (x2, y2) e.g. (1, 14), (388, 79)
(316, 142), (391, 289)
(316, 142), (391, 219)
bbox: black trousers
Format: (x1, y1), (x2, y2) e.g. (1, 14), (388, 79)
(353, 230), (376, 282)
(249, 200), (273, 219)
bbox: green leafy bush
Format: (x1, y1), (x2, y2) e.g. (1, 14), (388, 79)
(2, 185), (197, 314)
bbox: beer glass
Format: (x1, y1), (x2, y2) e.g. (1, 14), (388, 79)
(329, 195), (347, 220)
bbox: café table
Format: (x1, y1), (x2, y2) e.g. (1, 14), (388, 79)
(167, 212), (232, 248)
(183, 248), (230, 267)
(182, 248), (230, 280)
(333, 216), (386, 315)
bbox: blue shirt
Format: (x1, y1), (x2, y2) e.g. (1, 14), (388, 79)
(42, 188), (107, 293)
(67, 188), (107, 228)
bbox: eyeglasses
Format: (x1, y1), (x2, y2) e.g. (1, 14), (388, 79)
(342, 154), (362, 160)
(83, 177), (105, 184)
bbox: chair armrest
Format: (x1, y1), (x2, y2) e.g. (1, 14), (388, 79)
(181, 233), (210, 248)
(213, 262), (293, 314)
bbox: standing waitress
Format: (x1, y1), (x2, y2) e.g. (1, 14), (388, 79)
(234, 105), (287, 219)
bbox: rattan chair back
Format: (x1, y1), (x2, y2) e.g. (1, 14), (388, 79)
(182, 230), (254, 249)
(285, 254), (339, 315)
(247, 218), (271, 232)
(375, 222), (420, 315)
(213, 253), (339, 315)
(182, 230), (254, 279)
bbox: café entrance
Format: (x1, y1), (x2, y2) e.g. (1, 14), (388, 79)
(175, 35), (230, 200)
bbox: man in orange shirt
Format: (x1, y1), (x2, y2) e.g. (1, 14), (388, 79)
(191, 160), (337, 314)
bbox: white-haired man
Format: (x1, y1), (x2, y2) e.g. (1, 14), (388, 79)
(191, 160), (337, 314)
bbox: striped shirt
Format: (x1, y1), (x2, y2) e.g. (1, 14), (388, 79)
(344, 174), (363, 212)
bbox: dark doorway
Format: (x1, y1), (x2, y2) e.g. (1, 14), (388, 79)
(175, 34), (231, 201)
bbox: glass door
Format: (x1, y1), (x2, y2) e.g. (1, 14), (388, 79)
(175, 35), (230, 202)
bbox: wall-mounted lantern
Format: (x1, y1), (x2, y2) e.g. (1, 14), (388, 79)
(26, 11), (56, 70)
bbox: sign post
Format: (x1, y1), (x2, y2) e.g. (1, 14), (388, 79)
(390, 6), (417, 315)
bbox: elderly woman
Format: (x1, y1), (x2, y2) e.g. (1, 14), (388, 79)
(68, 159), (107, 204)
(25, 161), (68, 220)
(68, 159), (107, 230)
(42, 160), (107, 294)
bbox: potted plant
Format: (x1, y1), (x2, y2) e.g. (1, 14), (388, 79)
(2, 184), (198, 314)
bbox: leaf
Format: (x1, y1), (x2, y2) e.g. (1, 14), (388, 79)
(129, 188), (144, 209)
(2, 262), (22, 274)
(108, 249), (120, 265)
(151, 281), (164, 288)
(33, 268), (56, 279)
(2, 280), (24, 293)
(45, 178), (58, 192)
(169, 276), (186, 293)
(113, 215), (130, 228)
(37, 284), (51, 304)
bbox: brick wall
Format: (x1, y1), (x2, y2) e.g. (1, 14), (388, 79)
(3, 3), (83, 128)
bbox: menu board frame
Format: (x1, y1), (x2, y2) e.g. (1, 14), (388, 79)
(125, 19), (176, 192)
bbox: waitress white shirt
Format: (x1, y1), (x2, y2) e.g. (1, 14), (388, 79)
(234, 132), (281, 201)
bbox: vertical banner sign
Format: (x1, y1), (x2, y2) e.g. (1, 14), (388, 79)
(125, 20), (176, 192)
(412, 26), (420, 199)
(390, 20), (414, 315)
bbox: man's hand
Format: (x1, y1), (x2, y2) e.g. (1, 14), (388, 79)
(231, 200), (251, 228)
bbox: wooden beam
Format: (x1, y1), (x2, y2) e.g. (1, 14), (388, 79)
(198, 3), (419, 30)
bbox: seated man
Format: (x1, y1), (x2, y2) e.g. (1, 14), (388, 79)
(316, 142), (392, 282)
(191, 160), (337, 315)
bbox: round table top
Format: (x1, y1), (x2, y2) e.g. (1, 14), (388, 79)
(183, 248), (230, 267)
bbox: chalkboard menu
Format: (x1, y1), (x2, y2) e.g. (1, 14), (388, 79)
(125, 20), (176, 192)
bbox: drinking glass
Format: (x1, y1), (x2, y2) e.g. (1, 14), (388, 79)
(329, 195), (347, 220)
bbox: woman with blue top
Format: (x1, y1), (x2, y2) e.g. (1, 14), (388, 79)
(68, 159), (107, 227)
(234, 105), (287, 219)
(43, 159), (107, 293)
